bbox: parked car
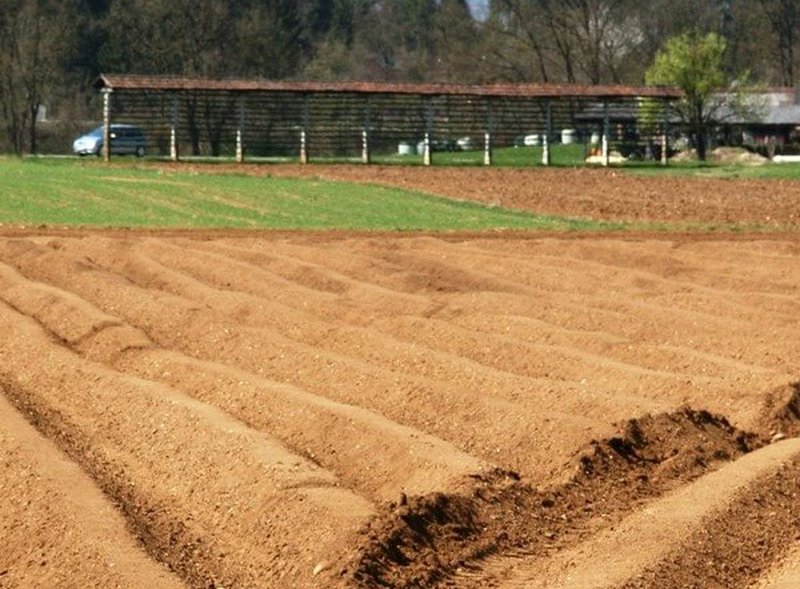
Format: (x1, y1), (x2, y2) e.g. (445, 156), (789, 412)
(456, 136), (476, 151)
(73, 124), (147, 157)
(415, 137), (457, 153)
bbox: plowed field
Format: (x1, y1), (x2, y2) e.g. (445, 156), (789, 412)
(2, 166), (800, 589)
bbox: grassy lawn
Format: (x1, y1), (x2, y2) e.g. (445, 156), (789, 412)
(0, 157), (618, 231)
(3, 154), (795, 232)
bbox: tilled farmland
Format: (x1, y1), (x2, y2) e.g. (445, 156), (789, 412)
(2, 168), (800, 589)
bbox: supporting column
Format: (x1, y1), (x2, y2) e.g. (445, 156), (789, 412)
(169, 95), (178, 162)
(101, 88), (112, 162)
(661, 101), (670, 166)
(483, 99), (493, 166)
(423, 100), (433, 166)
(602, 101), (610, 167)
(236, 94), (245, 163)
(361, 97), (371, 164)
(542, 100), (552, 166)
(300, 94), (309, 164)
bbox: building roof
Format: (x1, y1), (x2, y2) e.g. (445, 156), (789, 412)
(95, 74), (682, 100)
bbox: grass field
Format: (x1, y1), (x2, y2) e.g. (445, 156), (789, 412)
(0, 157), (618, 231)
(3, 154), (798, 231)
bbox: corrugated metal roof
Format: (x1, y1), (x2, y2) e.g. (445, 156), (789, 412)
(765, 105), (800, 124)
(96, 74), (682, 100)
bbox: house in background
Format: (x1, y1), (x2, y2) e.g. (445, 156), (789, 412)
(718, 88), (800, 155)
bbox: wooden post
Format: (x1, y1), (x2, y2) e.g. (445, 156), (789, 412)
(170, 95), (178, 162)
(101, 88), (112, 162)
(483, 99), (493, 166)
(362, 98), (371, 164)
(661, 100), (669, 166)
(602, 101), (610, 167)
(423, 100), (433, 166)
(542, 100), (552, 166)
(236, 94), (245, 163)
(300, 94), (309, 164)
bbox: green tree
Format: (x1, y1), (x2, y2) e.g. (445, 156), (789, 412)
(646, 31), (749, 160)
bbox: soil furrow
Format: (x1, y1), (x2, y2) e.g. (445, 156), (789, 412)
(0, 256), (488, 501)
(0, 391), (188, 589)
(445, 439), (800, 589)
(345, 407), (772, 588)
(755, 546), (800, 589)
(0, 226), (798, 589)
(0, 300), (373, 589)
(614, 450), (800, 589)
(0, 239), (625, 478)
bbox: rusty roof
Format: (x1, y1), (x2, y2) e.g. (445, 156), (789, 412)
(96, 74), (682, 100)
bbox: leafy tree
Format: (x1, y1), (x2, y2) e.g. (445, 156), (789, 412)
(646, 31), (755, 160)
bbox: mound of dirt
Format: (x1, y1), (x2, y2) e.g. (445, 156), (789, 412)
(710, 146), (767, 165)
(758, 382), (800, 438)
(346, 407), (768, 589)
(576, 407), (761, 486)
(627, 147), (766, 166)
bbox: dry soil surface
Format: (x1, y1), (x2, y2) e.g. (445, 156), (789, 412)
(2, 165), (800, 589)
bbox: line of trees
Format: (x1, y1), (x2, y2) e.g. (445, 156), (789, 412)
(2, 0), (800, 154)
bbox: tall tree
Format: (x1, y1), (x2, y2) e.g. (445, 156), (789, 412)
(0, 0), (81, 153)
(430, 0), (481, 82)
(484, 0), (645, 84)
(101, 0), (236, 76)
(234, 0), (304, 78)
(758, 0), (800, 85)
(484, 0), (554, 82)
(646, 31), (752, 160)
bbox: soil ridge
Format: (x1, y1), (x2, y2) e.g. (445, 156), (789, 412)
(346, 406), (787, 589)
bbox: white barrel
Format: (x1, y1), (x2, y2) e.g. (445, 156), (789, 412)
(398, 141), (415, 155)
(524, 134), (540, 146)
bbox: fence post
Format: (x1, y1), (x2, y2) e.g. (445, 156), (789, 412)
(362, 97), (371, 164)
(236, 94), (245, 163)
(484, 99), (493, 166)
(661, 100), (669, 166)
(170, 95), (178, 162)
(300, 94), (309, 164)
(542, 100), (552, 166)
(423, 99), (433, 166)
(602, 101), (610, 167)
(101, 88), (112, 162)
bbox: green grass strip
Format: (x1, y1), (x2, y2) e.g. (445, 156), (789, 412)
(0, 157), (618, 231)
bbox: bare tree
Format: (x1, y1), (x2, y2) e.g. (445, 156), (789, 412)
(482, 0), (644, 84)
(0, 0), (78, 153)
(539, 0), (644, 84)
(758, 0), (800, 85)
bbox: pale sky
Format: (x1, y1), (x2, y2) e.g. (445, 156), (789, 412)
(467, 0), (489, 20)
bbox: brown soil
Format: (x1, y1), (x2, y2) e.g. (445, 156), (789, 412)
(2, 164), (800, 589)
(219, 163), (800, 226)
